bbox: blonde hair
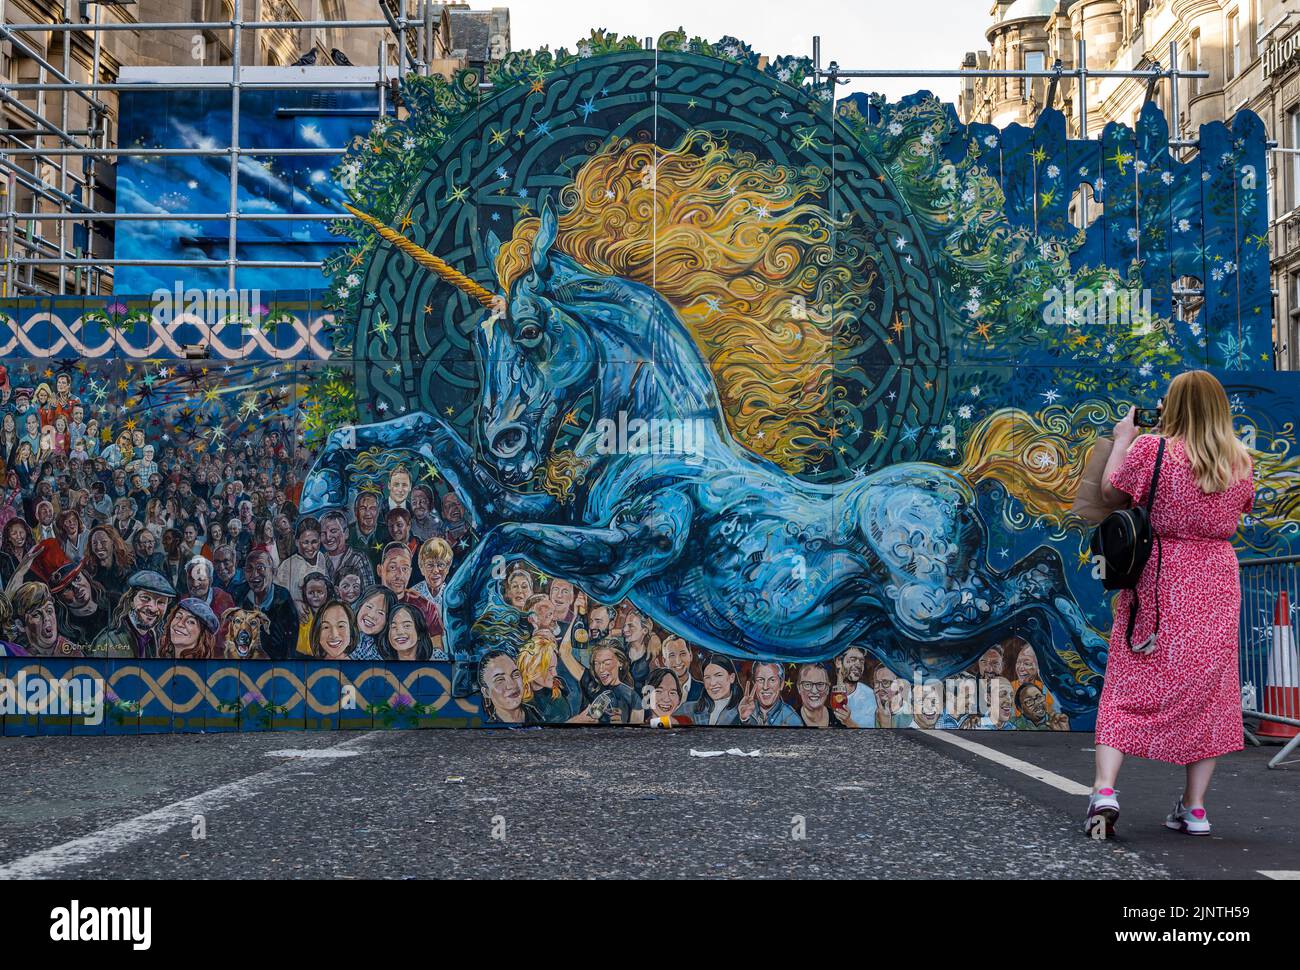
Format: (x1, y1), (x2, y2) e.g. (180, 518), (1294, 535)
(1159, 370), (1252, 493)
(417, 536), (453, 569)
(516, 634), (558, 703)
(493, 131), (875, 472)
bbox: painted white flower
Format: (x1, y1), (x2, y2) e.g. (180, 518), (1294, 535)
(1127, 227), (1139, 242)
(921, 131), (934, 147)
(402, 136), (416, 151)
(1177, 218), (1191, 232)
(1135, 160), (1148, 174)
(1190, 322), (1202, 336)
(345, 274), (360, 287)
(958, 405), (972, 419)
(1223, 260), (1237, 274)
(725, 45), (741, 58)
(1202, 171), (1211, 181)
(1139, 362), (1153, 376)
(984, 135), (998, 148)
(1039, 241), (1054, 260)
(1212, 267), (1224, 282)
(964, 299), (981, 315)
(970, 385), (980, 397)
(337, 287), (350, 299)
(1161, 171), (1174, 185)
(969, 286), (981, 299)
(889, 122), (904, 136)
(1046, 164), (1060, 179)
(1094, 177), (1106, 192)
(1106, 342), (1117, 354)
(778, 68), (791, 82)
(1102, 281), (1116, 296)
(961, 188), (976, 204)
(577, 42), (593, 58)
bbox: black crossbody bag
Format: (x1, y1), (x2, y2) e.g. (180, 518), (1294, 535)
(1088, 437), (1166, 648)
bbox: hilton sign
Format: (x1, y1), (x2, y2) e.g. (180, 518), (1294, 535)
(1266, 27), (1300, 78)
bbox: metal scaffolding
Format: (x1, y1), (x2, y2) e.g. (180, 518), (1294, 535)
(0, 0), (454, 295)
(0, 13), (1228, 299)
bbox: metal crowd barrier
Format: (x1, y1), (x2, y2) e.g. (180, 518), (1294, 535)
(1239, 555), (1300, 769)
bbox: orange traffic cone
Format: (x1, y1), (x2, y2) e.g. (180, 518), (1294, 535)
(1259, 591), (1300, 739)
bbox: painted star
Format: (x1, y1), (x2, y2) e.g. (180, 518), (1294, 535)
(580, 97), (597, 121)
(446, 185), (469, 204)
(399, 211), (414, 231)
(489, 129), (506, 146)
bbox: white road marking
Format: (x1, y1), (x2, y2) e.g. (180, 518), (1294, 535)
(264, 748), (362, 759)
(1259, 870), (1300, 880)
(0, 732), (378, 880)
(923, 731), (1092, 796)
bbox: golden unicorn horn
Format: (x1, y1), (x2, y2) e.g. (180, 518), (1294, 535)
(344, 203), (497, 308)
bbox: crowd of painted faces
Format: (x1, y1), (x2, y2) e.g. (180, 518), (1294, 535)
(475, 565), (1071, 729)
(0, 367), (475, 666)
(0, 369), (1071, 730)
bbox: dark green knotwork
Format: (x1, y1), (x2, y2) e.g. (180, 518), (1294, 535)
(349, 48), (949, 482)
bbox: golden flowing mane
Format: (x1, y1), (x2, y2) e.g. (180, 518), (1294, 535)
(493, 131), (876, 471)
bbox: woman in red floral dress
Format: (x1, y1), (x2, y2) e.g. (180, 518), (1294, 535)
(1086, 371), (1254, 838)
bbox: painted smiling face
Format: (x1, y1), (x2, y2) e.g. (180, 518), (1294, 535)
(387, 608), (419, 658)
(357, 594), (387, 636)
(483, 654), (525, 716)
(316, 604), (352, 659)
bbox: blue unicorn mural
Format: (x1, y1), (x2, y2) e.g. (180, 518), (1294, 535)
(303, 186), (1110, 723)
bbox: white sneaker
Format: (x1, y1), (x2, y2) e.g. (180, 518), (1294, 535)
(1083, 787), (1119, 838)
(1165, 800), (1211, 836)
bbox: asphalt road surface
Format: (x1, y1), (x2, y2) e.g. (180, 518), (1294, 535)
(0, 727), (1296, 879)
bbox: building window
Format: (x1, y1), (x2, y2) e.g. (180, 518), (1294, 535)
(1291, 107), (1300, 210)
(1024, 51), (1044, 100)
(1228, 9), (1241, 79)
(1189, 31), (1201, 96)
